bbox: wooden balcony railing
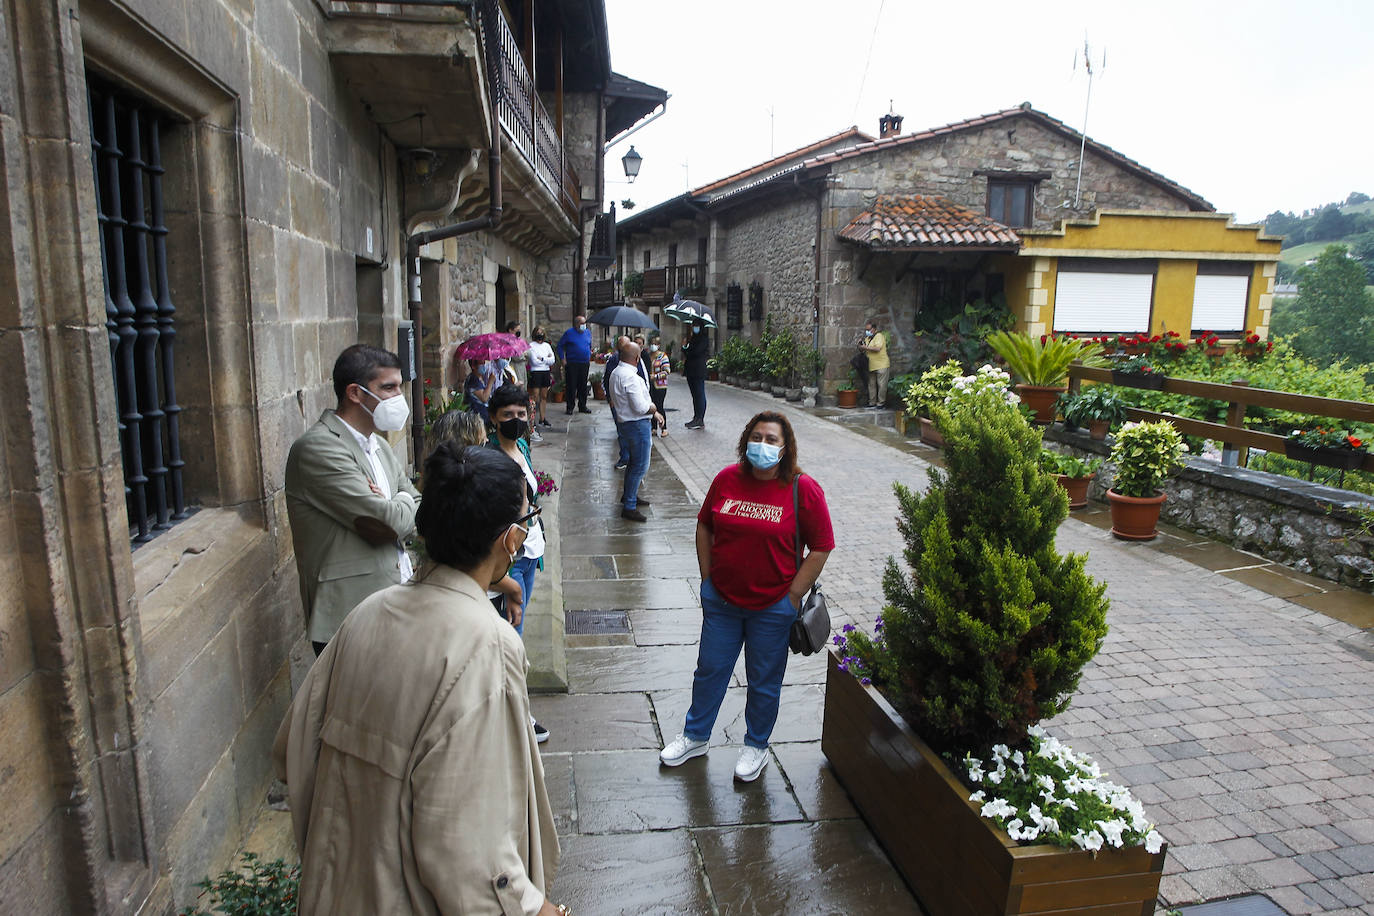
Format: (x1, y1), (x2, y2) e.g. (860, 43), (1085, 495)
(1067, 365), (1374, 472)
(588, 278), (620, 310)
(642, 267), (667, 303)
(670, 263), (706, 298)
(481, 0), (578, 222)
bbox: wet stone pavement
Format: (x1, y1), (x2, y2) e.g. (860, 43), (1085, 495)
(539, 379), (1374, 915)
(536, 394), (921, 915)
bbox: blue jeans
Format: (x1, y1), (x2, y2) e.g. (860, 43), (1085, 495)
(683, 579), (794, 749)
(510, 554), (538, 636)
(621, 418), (651, 509)
(615, 420), (631, 464)
(686, 375), (707, 422)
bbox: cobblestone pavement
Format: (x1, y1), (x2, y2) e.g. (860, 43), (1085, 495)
(547, 379), (1374, 915)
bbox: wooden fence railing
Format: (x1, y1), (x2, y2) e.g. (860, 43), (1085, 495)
(1067, 365), (1374, 473)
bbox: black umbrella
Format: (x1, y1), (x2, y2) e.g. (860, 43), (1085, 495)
(587, 304), (658, 330)
(664, 298), (718, 328)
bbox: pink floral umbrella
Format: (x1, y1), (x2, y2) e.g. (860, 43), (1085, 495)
(453, 332), (530, 361)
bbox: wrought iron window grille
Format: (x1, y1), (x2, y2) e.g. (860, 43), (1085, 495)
(88, 80), (189, 544)
(747, 282), (764, 322)
(726, 282), (743, 330)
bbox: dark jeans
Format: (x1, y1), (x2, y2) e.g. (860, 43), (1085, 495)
(649, 386), (667, 434)
(565, 361), (590, 411)
(686, 375), (707, 423)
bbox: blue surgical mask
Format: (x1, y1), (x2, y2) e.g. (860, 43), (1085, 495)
(746, 441), (782, 470)
(692, 325), (701, 334)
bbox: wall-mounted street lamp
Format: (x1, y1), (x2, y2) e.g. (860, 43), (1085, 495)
(407, 113), (438, 184)
(621, 145), (642, 183)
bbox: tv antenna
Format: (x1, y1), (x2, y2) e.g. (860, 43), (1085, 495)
(1071, 37), (1106, 208)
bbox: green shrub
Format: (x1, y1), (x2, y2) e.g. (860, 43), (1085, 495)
(764, 327), (799, 386)
(904, 359), (963, 417)
(862, 393), (1110, 756)
(1038, 450), (1103, 477)
(1057, 385), (1127, 428)
(1109, 421), (1187, 497)
(179, 853), (299, 916)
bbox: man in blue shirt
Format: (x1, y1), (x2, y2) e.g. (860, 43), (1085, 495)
(556, 315), (593, 414)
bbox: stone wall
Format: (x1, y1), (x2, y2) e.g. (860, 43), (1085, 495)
(0, 0), (594, 911)
(719, 191), (816, 342)
(1045, 428), (1374, 589)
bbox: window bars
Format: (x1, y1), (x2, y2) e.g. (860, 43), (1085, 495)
(88, 81), (187, 543)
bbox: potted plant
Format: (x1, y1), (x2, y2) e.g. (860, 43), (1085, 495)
(706, 356), (720, 381)
(1058, 385), (1127, 440)
(1038, 450), (1103, 509)
(1236, 330), (1273, 360)
(985, 330), (1106, 424)
(1110, 355), (1167, 391)
(904, 359), (963, 447)
(588, 367), (605, 400)
(836, 368), (859, 408)
(1106, 420), (1187, 540)
(1284, 426), (1368, 471)
(622, 270), (644, 298)
(825, 387), (1164, 916)
(549, 379), (566, 404)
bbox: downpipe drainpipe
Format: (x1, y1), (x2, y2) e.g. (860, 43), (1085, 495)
(405, 6), (503, 463)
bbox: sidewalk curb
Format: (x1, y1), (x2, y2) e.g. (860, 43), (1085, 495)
(526, 429), (568, 693)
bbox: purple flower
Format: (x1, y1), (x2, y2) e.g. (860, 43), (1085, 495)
(832, 634), (846, 647)
(837, 661), (849, 673)
(874, 615), (884, 631)
(861, 677), (872, 686)
(842, 623), (856, 634)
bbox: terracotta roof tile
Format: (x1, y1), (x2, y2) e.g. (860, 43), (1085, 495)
(838, 195), (1021, 250)
(691, 126), (874, 196)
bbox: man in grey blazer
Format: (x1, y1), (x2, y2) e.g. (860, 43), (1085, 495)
(286, 345), (421, 654)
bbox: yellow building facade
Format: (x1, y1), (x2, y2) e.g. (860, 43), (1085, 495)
(1006, 211), (1283, 340)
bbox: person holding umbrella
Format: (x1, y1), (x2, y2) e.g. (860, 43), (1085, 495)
(682, 319), (711, 429)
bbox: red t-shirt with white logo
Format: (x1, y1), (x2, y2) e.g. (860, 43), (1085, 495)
(697, 464), (835, 611)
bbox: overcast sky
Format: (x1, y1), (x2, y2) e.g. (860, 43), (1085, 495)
(602, 0), (1372, 224)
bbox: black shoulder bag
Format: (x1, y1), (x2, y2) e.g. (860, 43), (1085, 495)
(787, 474), (830, 655)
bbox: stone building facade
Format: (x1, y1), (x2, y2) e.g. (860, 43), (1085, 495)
(0, 0), (655, 911)
(617, 106), (1277, 392)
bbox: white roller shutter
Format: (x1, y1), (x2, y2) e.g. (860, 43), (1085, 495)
(1052, 272), (1154, 333)
(1190, 274), (1249, 333)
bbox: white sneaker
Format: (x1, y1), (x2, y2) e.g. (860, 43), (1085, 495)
(659, 734), (708, 766)
(734, 745), (770, 782)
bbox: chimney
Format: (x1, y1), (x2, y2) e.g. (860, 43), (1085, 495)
(879, 105), (903, 139)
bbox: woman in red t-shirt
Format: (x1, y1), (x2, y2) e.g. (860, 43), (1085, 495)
(658, 411), (834, 783)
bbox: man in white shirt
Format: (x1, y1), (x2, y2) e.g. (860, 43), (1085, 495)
(607, 340), (662, 522)
(285, 345), (420, 654)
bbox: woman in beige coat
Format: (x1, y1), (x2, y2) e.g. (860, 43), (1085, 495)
(274, 443), (566, 915)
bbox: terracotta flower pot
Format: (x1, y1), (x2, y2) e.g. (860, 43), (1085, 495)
(836, 388), (858, 408)
(1106, 488), (1166, 540)
(1088, 420), (1110, 440)
(592, 382), (605, 400)
(1015, 384), (1066, 425)
(550, 390), (565, 403)
(919, 416), (944, 448)
(1054, 473), (1094, 509)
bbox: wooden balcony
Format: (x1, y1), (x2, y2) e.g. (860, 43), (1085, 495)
(588, 278), (620, 310)
(670, 263), (707, 299)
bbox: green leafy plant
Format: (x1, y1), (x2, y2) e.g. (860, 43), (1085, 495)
(904, 359), (964, 417)
(1038, 450), (1103, 478)
(849, 389), (1109, 756)
(1109, 421), (1187, 497)
(802, 347), (826, 386)
(1057, 386), (1127, 428)
(622, 270), (644, 297)
(986, 331), (1107, 387)
(836, 367), (857, 392)
(764, 326), (799, 386)
(422, 379), (467, 434)
(887, 371), (918, 407)
(1112, 355), (1163, 377)
(178, 853), (299, 916)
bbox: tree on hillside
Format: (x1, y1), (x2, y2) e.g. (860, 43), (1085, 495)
(1274, 244), (1374, 367)
(1349, 192), (1371, 206)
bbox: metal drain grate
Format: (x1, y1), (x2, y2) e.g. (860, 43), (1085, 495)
(565, 609), (630, 635)
(1177, 896), (1285, 916)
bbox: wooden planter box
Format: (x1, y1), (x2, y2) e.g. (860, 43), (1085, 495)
(919, 416), (944, 448)
(821, 651), (1166, 916)
(1110, 370), (1166, 391)
(1283, 441), (1367, 470)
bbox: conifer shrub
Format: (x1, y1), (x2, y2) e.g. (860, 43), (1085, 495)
(862, 389), (1110, 757)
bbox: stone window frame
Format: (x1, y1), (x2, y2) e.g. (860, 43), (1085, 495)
(71, 1), (266, 898)
(978, 169), (1050, 229)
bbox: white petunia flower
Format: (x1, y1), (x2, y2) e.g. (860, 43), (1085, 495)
(1144, 830), (1164, 854)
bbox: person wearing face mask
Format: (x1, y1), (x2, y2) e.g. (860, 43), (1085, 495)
(681, 320), (711, 429)
(526, 326), (556, 428)
(555, 315), (593, 415)
(606, 340), (663, 522)
(860, 317), (890, 409)
(604, 335), (649, 470)
(274, 443), (566, 916)
(659, 411), (833, 783)
(647, 333), (671, 437)
(285, 345), (422, 655)
(463, 358), (499, 424)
